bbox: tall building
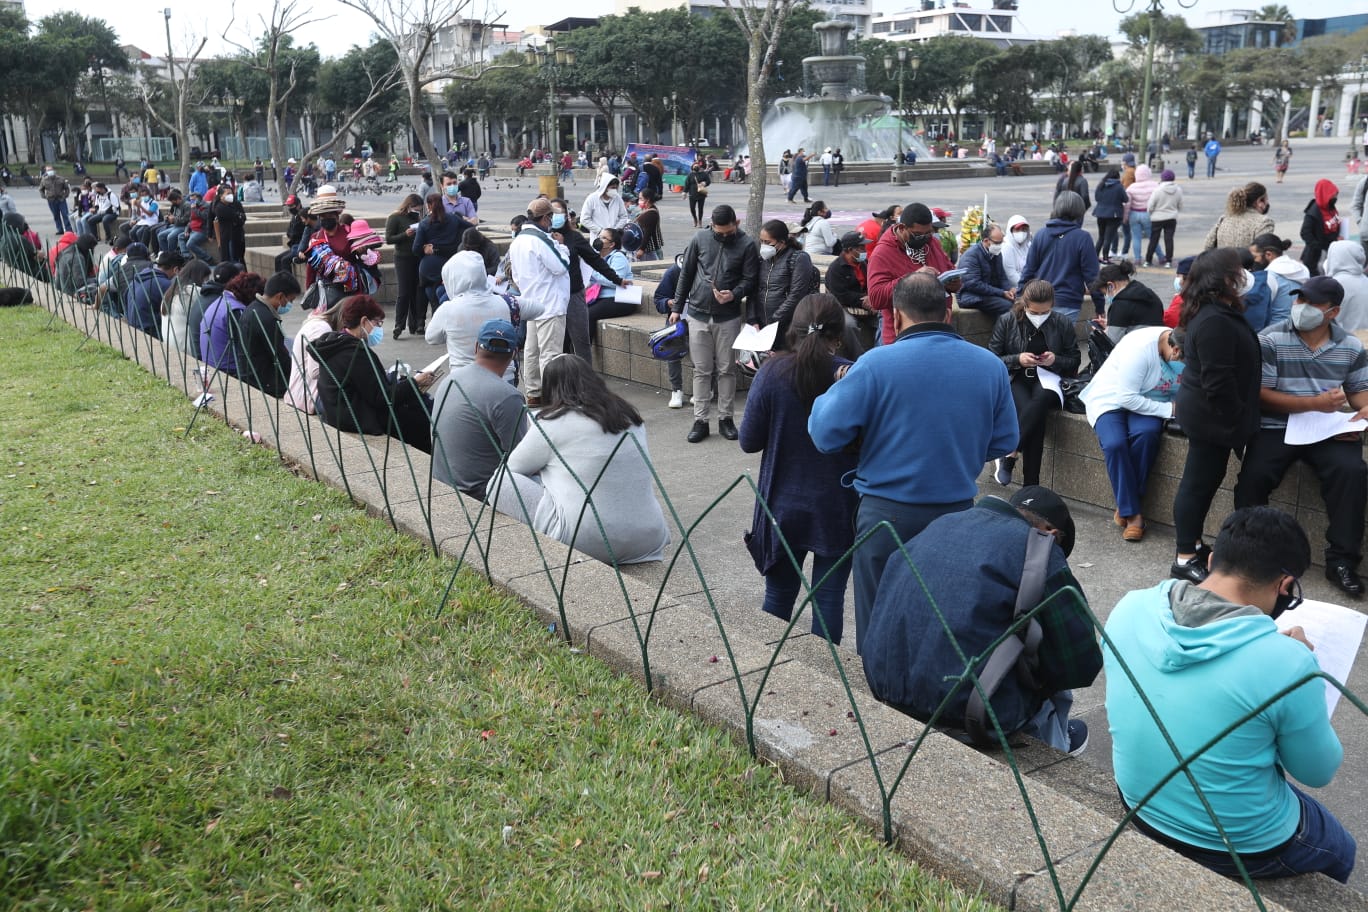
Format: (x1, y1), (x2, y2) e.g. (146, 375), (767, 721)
(617, 0), (875, 36)
(869, 1), (1051, 47)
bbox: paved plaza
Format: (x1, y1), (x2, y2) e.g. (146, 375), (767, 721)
(9, 137), (1368, 892)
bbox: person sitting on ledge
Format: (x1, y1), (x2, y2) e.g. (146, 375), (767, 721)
(1105, 506), (1356, 884)
(862, 486), (1098, 755)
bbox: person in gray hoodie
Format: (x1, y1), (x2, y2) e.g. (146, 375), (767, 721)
(578, 173), (629, 236)
(1327, 240), (1368, 332)
(1144, 169), (1183, 267)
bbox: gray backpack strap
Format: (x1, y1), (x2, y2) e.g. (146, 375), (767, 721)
(964, 528), (1054, 747)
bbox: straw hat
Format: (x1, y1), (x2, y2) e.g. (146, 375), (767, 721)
(308, 184), (346, 215)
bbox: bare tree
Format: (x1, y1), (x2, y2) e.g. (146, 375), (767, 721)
(334, 0), (507, 174)
(140, 32), (210, 190)
(721, 0), (796, 237)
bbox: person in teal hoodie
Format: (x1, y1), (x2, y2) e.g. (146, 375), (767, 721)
(1104, 506), (1355, 883)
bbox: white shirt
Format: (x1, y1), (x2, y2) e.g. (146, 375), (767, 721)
(507, 227), (570, 320)
(1079, 326), (1178, 426)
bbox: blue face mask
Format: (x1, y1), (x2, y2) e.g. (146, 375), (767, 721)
(366, 324), (384, 346)
(445, 185), (460, 198)
(1173, 277), (1183, 293)
(550, 212), (566, 230)
(277, 300), (292, 316)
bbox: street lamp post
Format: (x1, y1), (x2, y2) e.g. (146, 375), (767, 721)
(1113, 0), (1196, 156)
(525, 39), (576, 156)
(883, 46), (919, 185)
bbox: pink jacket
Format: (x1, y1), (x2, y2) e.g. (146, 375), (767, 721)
(1125, 165), (1157, 212)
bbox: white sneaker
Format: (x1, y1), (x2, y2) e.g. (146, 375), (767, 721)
(668, 389), (684, 409)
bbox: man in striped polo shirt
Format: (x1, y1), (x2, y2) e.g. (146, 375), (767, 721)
(1234, 276), (1368, 596)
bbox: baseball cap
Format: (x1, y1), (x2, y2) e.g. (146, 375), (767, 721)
(839, 230), (871, 253)
(1006, 213), (1029, 231)
(1298, 275), (1345, 307)
(527, 198), (554, 219)
(1175, 255), (1196, 277)
(930, 207), (952, 228)
(125, 242), (150, 260)
(477, 319), (517, 354)
(1009, 486), (1076, 558)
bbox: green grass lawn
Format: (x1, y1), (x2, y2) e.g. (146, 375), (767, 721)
(0, 304), (997, 910)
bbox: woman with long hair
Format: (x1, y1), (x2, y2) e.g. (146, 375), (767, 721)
(412, 191), (472, 319)
(286, 295), (345, 414)
(684, 160), (711, 229)
(739, 293), (857, 643)
(1201, 182), (1274, 251)
(385, 192), (424, 337)
(495, 355), (670, 565)
(1170, 248), (1261, 582)
(161, 258), (212, 354)
(755, 219), (818, 347)
(799, 200), (838, 256)
(988, 279), (1081, 488)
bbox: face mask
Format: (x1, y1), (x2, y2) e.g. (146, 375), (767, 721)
(1011, 230), (1029, 244)
(277, 300), (293, 316)
(1104, 294), (1115, 309)
(366, 324), (384, 346)
(1271, 579), (1302, 619)
(321, 217), (338, 231)
(856, 252), (867, 264)
(1026, 312), (1050, 328)
(1173, 277), (1184, 293)
(714, 230), (736, 244)
(905, 232), (932, 250)
(550, 212), (566, 230)
(445, 186), (460, 198)
(1291, 302), (1326, 331)
(759, 243), (777, 260)
(606, 189), (620, 200)
(986, 242), (1003, 256)
(1239, 269), (1256, 297)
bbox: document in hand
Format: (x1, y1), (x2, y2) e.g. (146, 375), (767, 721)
(733, 321), (780, 352)
(422, 353), (449, 382)
(1284, 410), (1368, 446)
(1275, 599), (1368, 717)
(1036, 366), (1065, 406)
(615, 285), (643, 306)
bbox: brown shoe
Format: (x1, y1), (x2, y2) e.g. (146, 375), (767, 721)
(1123, 521), (1145, 543)
(526, 395), (542, 407)
(1113, 510), (1126, 527)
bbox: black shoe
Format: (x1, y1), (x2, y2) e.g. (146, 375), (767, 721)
(718, 417), (738, 440)
(1194, 542), (1214, 568)
(687, 420), (709, 443)
(1326, 563), (1365, 597)
(1170, 558), (1209, 585)
(393, 329), (403, 339)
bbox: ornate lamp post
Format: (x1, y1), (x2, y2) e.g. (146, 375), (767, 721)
(884, 46), (920, 185)
(1112, 0), (1196, 154)
(525, 39), (576, 155)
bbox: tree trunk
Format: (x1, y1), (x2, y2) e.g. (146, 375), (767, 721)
(743, 39), (768, 240)
(406, 69), (442, 177)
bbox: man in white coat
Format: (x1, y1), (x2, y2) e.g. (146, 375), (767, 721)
(579, 173), (629, 236)
(508, 198), (571, 404)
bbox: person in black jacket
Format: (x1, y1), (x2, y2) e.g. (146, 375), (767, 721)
(311, 294), (437, 452)
(413, 193), (473, 318)
(234, 271), (301, 398)
(754, 220), (817, 348)
(457, 168), (482, 213)
(550, 198), (624, 362)
(274, 195), (312, 274)
(826, 230), (875, 351)
(1300, 178), (1341, 276)
(1054, 160), (1091, 213)
(1170, 247), (1262, 583)
(187, 262), (241, 361)
(988, 279), (1081, 488)
(1092, 259), (1164, 342)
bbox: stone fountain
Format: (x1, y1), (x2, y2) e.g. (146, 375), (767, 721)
(769, 20), (929, 163)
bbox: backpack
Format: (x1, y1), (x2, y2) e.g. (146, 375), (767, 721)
(621, 220), (645, 253)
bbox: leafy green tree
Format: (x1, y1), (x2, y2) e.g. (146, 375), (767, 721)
(1224, 46), (1310, 140)
(973, 46), (1041, 137)
(914, 35), (998, 139)
(315, 41), (405, 155)
(444, 50), (547, 158)
(39, 13), (128, 157)
(1119, 11), (1201, 55)
(1256, 4), (1296, 45)
(1097, 57), (1146, 140)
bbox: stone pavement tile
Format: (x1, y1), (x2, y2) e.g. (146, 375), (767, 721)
(1256, 875), (1368, 912)
(439, 523), (575, 586)
(829, 737), (1119, 906)
(1010, 829), (1295, 912)
(1017, 750), (1127, 824)
(690, 659), (924, 798)
(583, 601), (793, 712)
(502, 559), (679, 646)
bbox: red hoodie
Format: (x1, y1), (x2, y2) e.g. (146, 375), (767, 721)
(866, 223), (953, 344)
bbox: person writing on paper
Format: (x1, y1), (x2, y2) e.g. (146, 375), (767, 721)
(988, 279), (1081, 488)
(585, 227), (636, 342)
(1233, 276), (1368, 597)
(1105, 506), (1356, 884)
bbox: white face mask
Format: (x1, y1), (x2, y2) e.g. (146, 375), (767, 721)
(1291, 302), (1327, 331)
(1026, 311), (1050, 328)
(605, 188), (619, 200)
(1011, 230), (1029, 244)
(1173, 276), (1184, 293)
(759, 243), (777, 261)
(986, 242), (1003, 256)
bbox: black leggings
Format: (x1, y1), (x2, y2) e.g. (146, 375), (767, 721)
(393, 256), (421, 332)
(587, 293), (638, 342)
(1096, 217), (1121, 257)
(1146, 219), (1176, 265)
(1011, 373), (1059, 486)
(689, 195), (706, 224)
(1173, 437), (1235, 553)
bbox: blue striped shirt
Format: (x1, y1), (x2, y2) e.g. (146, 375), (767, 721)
(1257, 320), (1368, 429)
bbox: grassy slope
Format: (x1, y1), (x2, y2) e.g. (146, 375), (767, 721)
(0, 305), (995, 911)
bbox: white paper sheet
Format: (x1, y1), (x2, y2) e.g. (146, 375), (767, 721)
(615, 284), (643, 306)
(1275, 598), (1368, 717)
(732, 321), (780, 352)
(1036, 366), (1064, 406)
(1284, 410), (1368, 446)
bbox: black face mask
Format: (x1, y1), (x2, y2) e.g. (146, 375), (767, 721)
(320, 217), (339, 231)
(1271, 577), (1302, 620)
(905, 231), (932, 249)
(714, 230), (736, 244)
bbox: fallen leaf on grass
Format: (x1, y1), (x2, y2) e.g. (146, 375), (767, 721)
(270, 786), (293, 800)
(664, 809), (684, 822)
(572, 838), (583, 849)
(640, 871), (662, 880)
(204, 817), (221, 834)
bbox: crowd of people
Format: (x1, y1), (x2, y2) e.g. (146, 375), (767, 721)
(9, 148), (1368, 890)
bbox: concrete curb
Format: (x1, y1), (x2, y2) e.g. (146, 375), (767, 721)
(14, 268), (1360, 912)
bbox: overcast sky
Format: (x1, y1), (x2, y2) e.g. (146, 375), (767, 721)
(16, 0), (1356, 58)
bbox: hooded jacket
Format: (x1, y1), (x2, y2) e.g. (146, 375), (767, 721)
(1300, 179), (1341, 274)
(1265, 253), (1310, 329)
(866, 226), (954, 344)
(201, 290), (247, 375)
(187, 276), (227, 361)
(1092, 176), (1127, 221)
(1104, 280), (1164, 337)
(125, 266), (173, 339)
(233, 298), (291, 397)
(1016, 218), (1099, 314)
(1104, 579), (1340, 853)
(1146, 179), (1183, 222)
(1327, 240), (1368, 331)
(429, 251), (516, 381)
(1125, 165), (1157, 212)
(579, 173), (629, 235)
(1001, 216), (1032, 286)
(311, 331), (416, 439)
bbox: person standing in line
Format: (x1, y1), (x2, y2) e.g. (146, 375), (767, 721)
(1169, 248), (1262, 583)
(507, 198), (571, 406)
(1093, 168), (1127, 263)
(832, 148), (845, 186)
(669, 204), (760, 443)
(38, 165), (73, 234)
(1300, 178), (1341, 277)
(809, 272), (1018, 654)
(1125, 165), (1158, 264)
(1201, 183), (1274, 252)
(1145, 169), (1183, 268)
(385, 193), (424, 338)
(820, 147), (834, 186)
(740, 294), (858, 644)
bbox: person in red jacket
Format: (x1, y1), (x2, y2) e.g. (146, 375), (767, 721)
(1162, 255), (1195, 328)
(867, 203), (960, 345)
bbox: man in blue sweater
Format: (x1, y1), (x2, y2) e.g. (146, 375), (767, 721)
(1105, 506), (1355, 883)
(809, 271), (1018, 654)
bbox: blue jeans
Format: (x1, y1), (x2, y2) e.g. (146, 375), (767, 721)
(1206, 155), (1217, 178)
(158, 226), (185, 255)
(1129, 211), (1151, 261)
(1146, 785), (1356, 884)
(852, 494), (972, 655)
(762, 550), (851, 644)
(1094, 410), (1164, 517)
(1021, 691), (1073, 751)
(183, 230), (213, 263)
(48, 198), (72, 234)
